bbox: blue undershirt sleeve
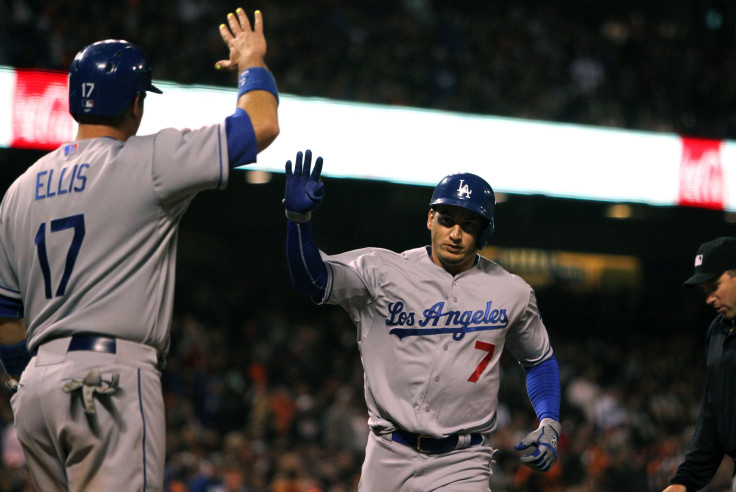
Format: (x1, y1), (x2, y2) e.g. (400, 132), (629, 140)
(524, 355), (561, 422)
(286, 220), (328, 299)
(224, 108), (257, 168)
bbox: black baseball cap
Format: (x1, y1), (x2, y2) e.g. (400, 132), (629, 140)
(684, 237), (736, 287)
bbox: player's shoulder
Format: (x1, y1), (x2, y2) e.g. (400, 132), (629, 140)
(400, 246), (432, 263)
(325, 246), (402, 265)
(25, 138), (126, 171)
(11, 138), (131, 189)
(26, 145), (65, 170)
(144, 124), (222, 143)
(475, 255), (533, 289)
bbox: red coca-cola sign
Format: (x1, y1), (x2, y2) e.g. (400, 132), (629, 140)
(678, 137), (724, 210)
(11, 69), (75, 150)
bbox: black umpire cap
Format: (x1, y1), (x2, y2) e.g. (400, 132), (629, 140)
(684, 237), (736, 287)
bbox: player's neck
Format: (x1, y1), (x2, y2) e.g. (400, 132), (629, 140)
(75, 124), (133, 142)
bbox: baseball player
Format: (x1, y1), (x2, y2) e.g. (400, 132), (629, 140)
(282, 150), (561, 491)
(0, 8), (278, 491)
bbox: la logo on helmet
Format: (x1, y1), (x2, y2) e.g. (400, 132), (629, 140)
(457, 180), (472, 199)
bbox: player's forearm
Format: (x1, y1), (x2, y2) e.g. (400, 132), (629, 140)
(286, 220), (327, 298)
(235, 67), (279, 152)
(219, 8), (279, 154)
(524, 355), (561, 421)
(239, 92), (279, 152)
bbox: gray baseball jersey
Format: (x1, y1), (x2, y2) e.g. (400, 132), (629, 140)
(321, 246), (552, 438)
(0, 123), (228, 354)
(0, 123), (229, 491)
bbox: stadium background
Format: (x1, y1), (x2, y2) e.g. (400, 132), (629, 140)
(1, 1), (735, 491)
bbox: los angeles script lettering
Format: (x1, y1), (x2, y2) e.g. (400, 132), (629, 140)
(385, 301), (508, 328)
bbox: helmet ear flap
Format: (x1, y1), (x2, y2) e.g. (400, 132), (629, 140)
(478, 218), (494, 249)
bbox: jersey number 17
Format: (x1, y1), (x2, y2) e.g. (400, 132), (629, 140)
(34, 214), (85, 299)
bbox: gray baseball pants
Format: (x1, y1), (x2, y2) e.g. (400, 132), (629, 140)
(11, 337), (164, 492)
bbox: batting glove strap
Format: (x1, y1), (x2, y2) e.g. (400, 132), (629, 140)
(514, 418), (561, 472)
(237, 67), (279, 103)
(284, 209), (311, 223)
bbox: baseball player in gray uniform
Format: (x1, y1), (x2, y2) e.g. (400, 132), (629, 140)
(0, 8), (279, 491)
(282, 150), (561, 491)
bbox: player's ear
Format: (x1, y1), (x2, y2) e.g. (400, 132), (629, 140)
(427, 209), (434, 231)
(124, 94), (145, 137)
(132, 93), (145, 119)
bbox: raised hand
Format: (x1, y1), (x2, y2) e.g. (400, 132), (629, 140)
(216, 8), (268, 71)
(283, 150), (325, 221)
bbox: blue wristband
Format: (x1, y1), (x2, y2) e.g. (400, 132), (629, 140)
(237, 67), (279, 103)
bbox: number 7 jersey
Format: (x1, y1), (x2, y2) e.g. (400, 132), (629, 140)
(321, 246), (554, 438)
(0, 124), (229, 354)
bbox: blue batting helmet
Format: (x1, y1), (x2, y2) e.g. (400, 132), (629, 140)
(68, 39), (162, 117)
(430, 172), (496, 248)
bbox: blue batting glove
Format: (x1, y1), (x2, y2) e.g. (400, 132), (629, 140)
(283, 150), (324, 222)
(514, 418), (561, 472)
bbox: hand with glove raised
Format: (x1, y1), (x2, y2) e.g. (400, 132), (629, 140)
(514, 417), (561, 472)
(283, 149), (324, 223)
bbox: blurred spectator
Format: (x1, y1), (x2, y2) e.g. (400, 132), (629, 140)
(2, 1), (735, 139)
(1, 1), (735, 491)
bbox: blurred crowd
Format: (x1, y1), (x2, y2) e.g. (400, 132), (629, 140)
(2, 0), (736, 140)
(2, 0), (736, 491)
(0, 278), (727, 492)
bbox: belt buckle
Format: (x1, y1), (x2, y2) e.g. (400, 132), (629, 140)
(416, 434), (434, 454)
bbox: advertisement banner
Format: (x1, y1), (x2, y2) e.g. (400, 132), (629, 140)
(10, 69), (75, 150)
(0, 65), (733, 211)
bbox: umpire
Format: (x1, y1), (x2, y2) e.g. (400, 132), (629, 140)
(664, 237), (736, 492)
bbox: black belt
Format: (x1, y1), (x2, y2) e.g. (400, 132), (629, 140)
(31, 335), (117, 356)
(391, 429), (482, 454)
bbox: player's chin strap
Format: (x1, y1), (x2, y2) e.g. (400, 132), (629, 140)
(62, 367), (120, 415)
